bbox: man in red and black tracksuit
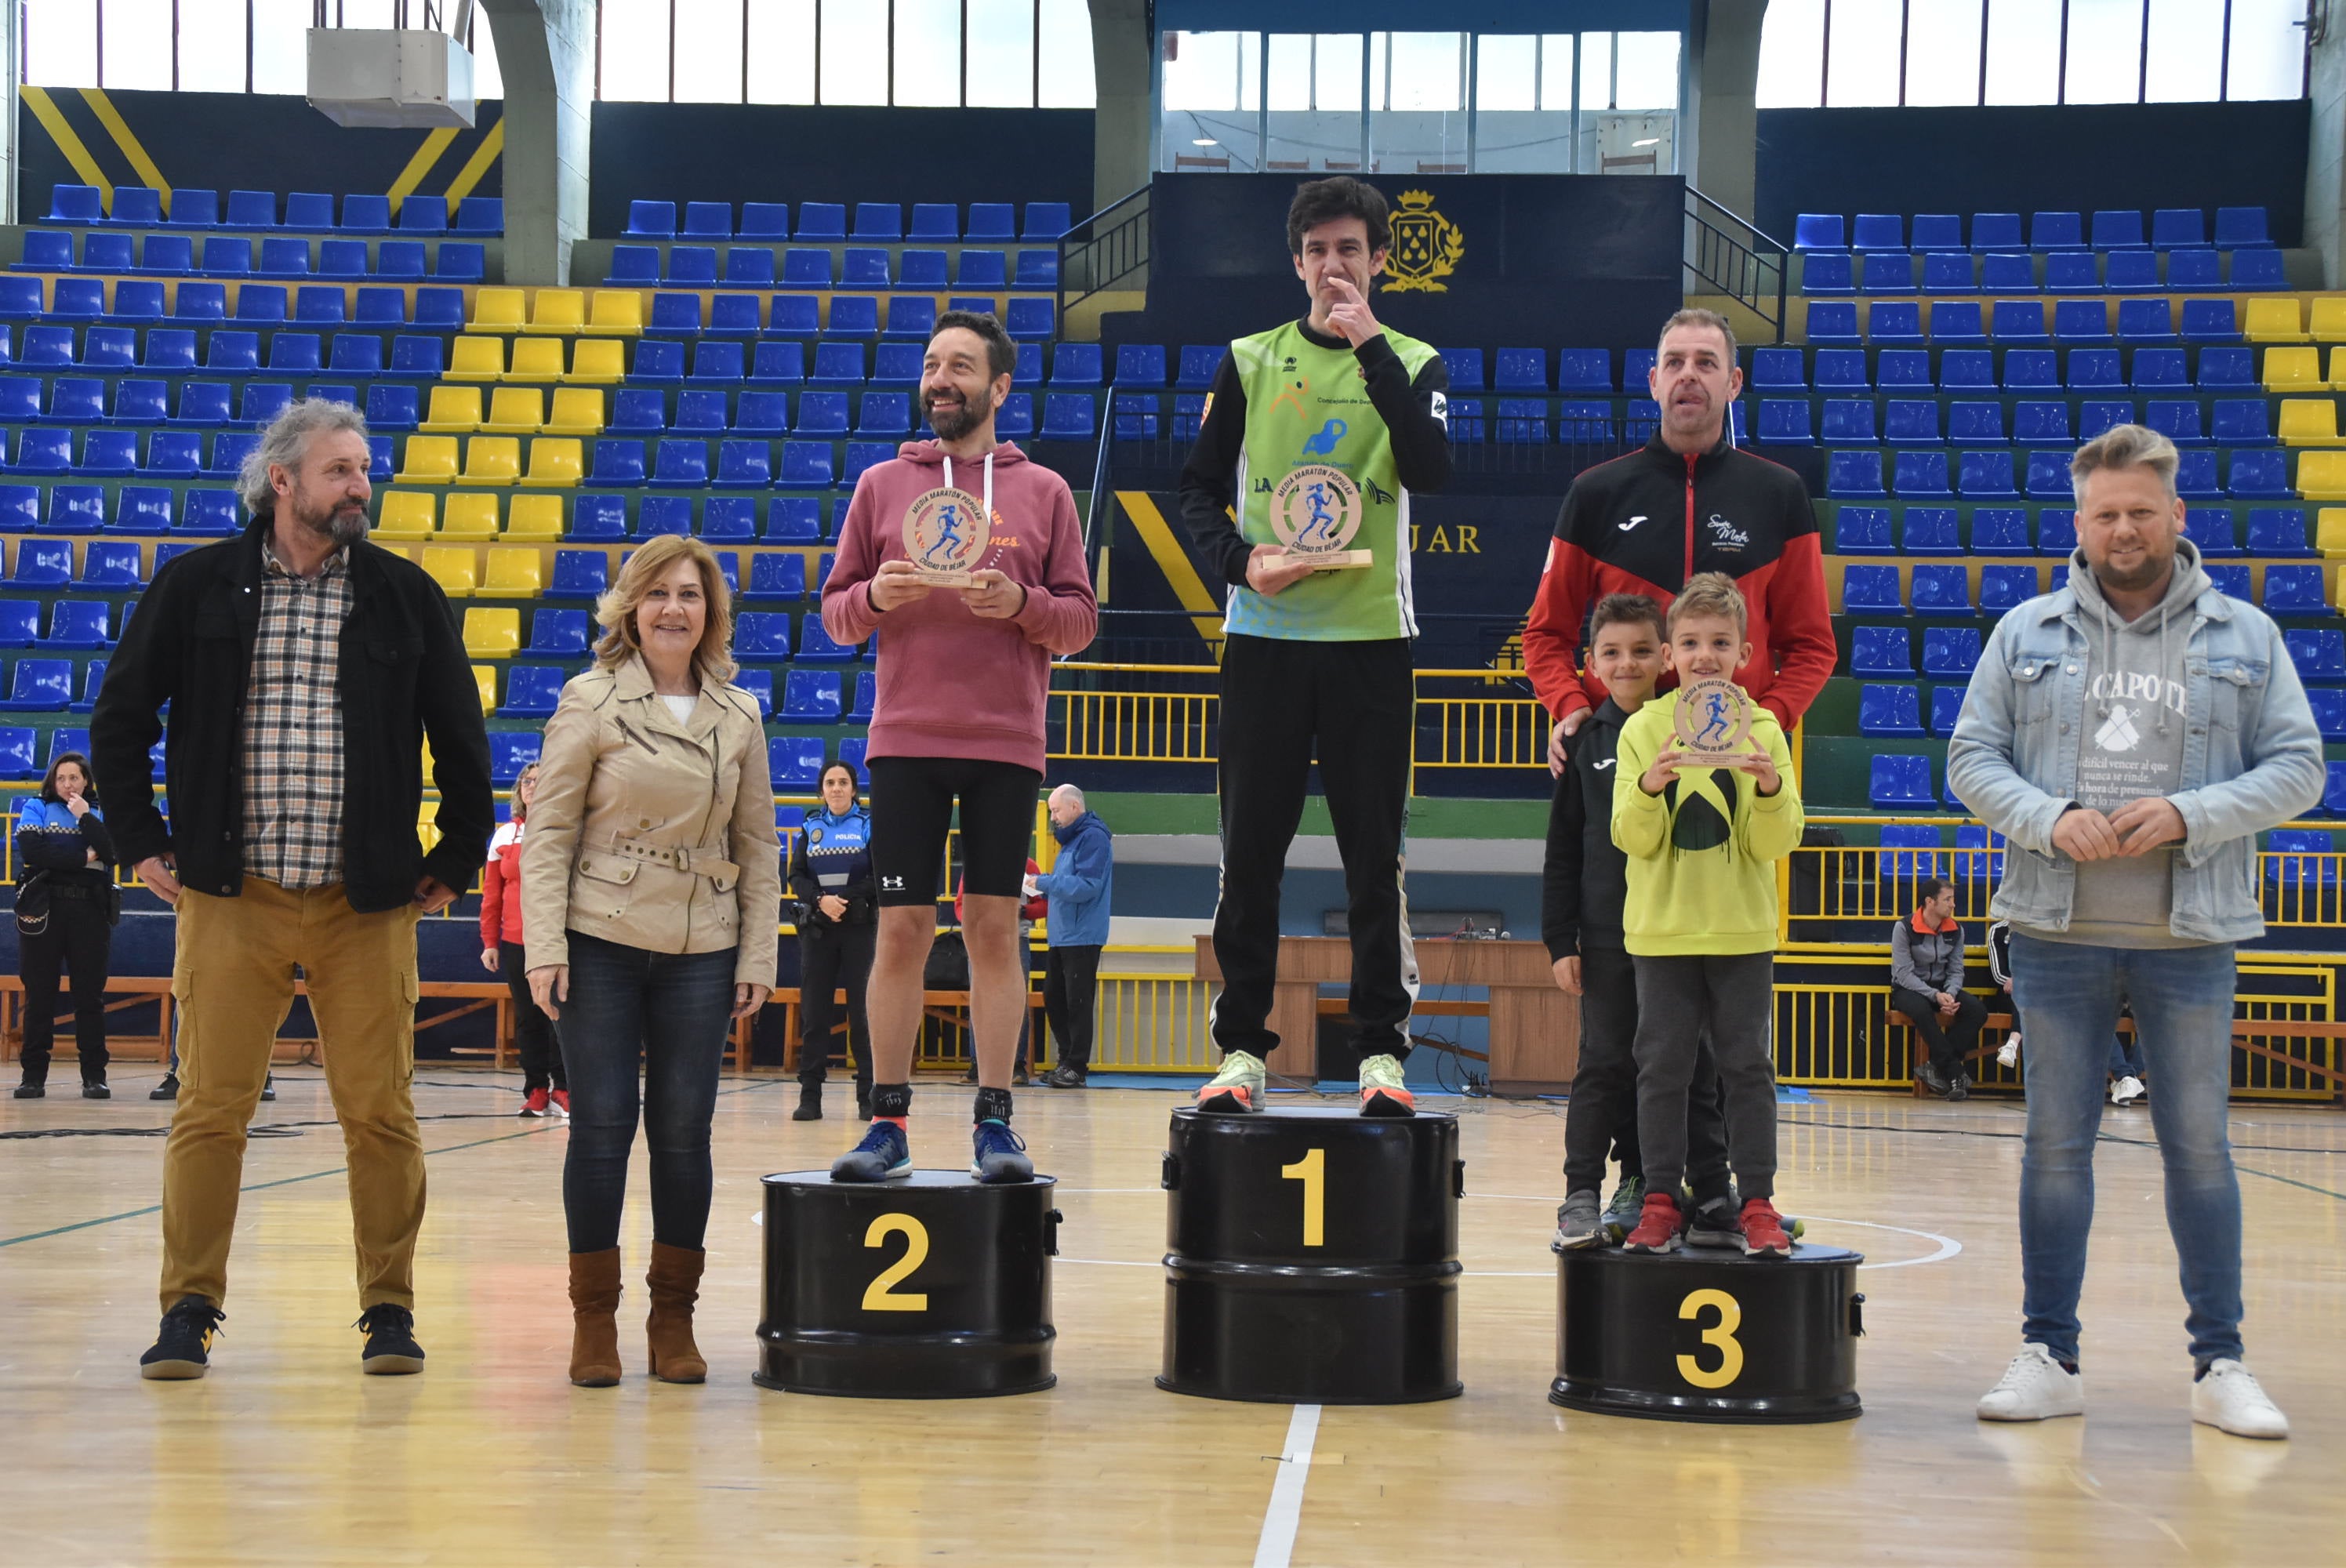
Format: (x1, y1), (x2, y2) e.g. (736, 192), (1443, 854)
(1523, 308), (1836, 760)
(1524, 307), (1832, 1240)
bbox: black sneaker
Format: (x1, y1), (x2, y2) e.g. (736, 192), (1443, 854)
(150, 1073), (179, 1102)
(13, 1081), (43, 1099)
(355, 1304), (425, 1375)
(82, 1083), (111, 1100)
(140, 1296), (224, 1380)
(1917, 1061), (1952, 1098)
(1043, 1064), (1088, 1088)
(260, 1074), (276, 1103)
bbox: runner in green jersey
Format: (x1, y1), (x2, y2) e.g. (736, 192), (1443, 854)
(1178, 177), (1451, 1120)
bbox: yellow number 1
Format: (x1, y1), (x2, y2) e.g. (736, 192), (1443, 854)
(1280, 1148), (1326, 1247)
(861, 1214), (931, 1312)
(1676, 1287), (1744, 1389)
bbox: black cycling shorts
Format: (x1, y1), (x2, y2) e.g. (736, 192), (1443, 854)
(866, 756), (1042, 907)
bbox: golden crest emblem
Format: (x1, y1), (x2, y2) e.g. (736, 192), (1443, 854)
(1381, 189), (1465, 294)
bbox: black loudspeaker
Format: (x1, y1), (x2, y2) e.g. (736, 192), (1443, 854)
(754, 1171), (1060, 1399)
(1550, 1244), (1865, 1423)
(1157, 1107), (1463, 1405)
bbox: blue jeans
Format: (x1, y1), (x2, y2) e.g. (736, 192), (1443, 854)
(2108, 1030), (2146, 1080)
(560, 931), (737, 1254)
(2009, 932), (2243, 1365)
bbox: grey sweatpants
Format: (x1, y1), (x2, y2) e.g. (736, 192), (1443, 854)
(1630, 952), (1779, 1202)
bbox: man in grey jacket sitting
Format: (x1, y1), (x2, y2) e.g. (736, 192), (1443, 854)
(1888, 877), (1983, 1101)
(1950, 424), (2325, 1441)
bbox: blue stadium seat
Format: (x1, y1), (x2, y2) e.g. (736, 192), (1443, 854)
(1869, 753), (1937, 809)
(699, 496), (757, 541)
(782, 669), (844, 721)
(1884, 400), (1941, 444)
(681, 201), (732, 240)
(1917, 252), (1972, 292)
(267, 333), (321, 375)
(765, 498), (823, 543)
(1846, 212), (1901, 252)
(1869, 302), (1924, 345)
(1833, 506), (1891, 553)
(2201, 561), (2248, 600)
(1022, 202), (1072, 240)
(2130, 347), (2188, 390)
(955, 249), (1009, 289)
(1913, 216), (1962, 255)
(719, 247), (776, 290)
(133, 235), (198, 278)
(588, 440), (647, 486)
(2033, 507), (2076, 557)
(1005, 297), (1055, 340)
(1821, 398), (1877, 443)
(2155, 251), (2221, 296)
(49, 278), (104, 321)
(2031, 211), (2086, 251)
(2247, 507), (2313, 557)
(0, 486), (38, 534)
(666, 246), (719, 287)
(1928, 302), (1985, 344)
(1826, 451), (1886, 498)
(1749, 347), (1805, 391)
(488, 731), (542, 786)
(138, 431), (202, 477)
(715, 440), (771, 487)
(493, 665), (565, 717)
(2231, 249), (2288, 290)
(111, 487), (173, 535)
(768, 737), (824, 789)
(42, 487), (104, 532)
(1115, 344), (1169, 387)
(6, 539), (71, 588)
(808, 342), (865, 387)
(7, 430), (71, 475)
(648, 292), (703, 336)
(1622, 349), (1659, 389)
(1793, 214), (1845, 251)
(1981, 564), (2039, 615)
(997, 393), (1035, 440)
(2106, 252), (2162, 294)
(856, 392), (911, 435)
(111, 379), (169, 426)
(42, 377), (105, 423)
(1800, 252), (1854, 294)
(2213, 206), (2272, 249)
(648, 440), (710, 488)
(2143, 398), (2207, 446)
(2285, 627), (2346, 681)
(1895, 452), (1953, 497)
(1843, 565), (1902, 615)
(1811, 349), (1866, 390)
(2053, 301), (2112, 343)
(1909, 564), (1971, 615)
(1901, 508), (1960, 554)
(2022, 450), (2074, 499)
(1981, 253), (2035, 294)
(1999, 350), (2055, 392)
(796, 616), (859, 661)
(519, 608), (586, 657)
(545, 549), (610, 597)
(607, 244), (663, 286)
(1992, 301), (2049, 343)
(2204, 398), (2273, 448)
(78, 232), (137, 273)
(178, 490), (241, 535)
(688, 340), (747, 383)
(633, 496), (693, 539)
(0, 724), (34, 770)
(2179, 299), (2240, 343)
(744, 553), (807, 601)
(1850, 625), (1913, 677)
(777, 442), (834, 488)
(1492, 348), (1546, 391)
(746, 341), (807, 388)
(625, 201), (677, 239)
(2264, 564), (2328, 614)
(0, 657), (72, 713)
(2044, 252), (2099, 293)
(1858, 684), (1923, 737)
(454, 197), (503, 236)
(1552, 348), (1608, 393)
(759, 296), (817, 340)
(1923, 688), (1965, 739)
(884, 296), (936, 342)
(1875, 350), (1929, 390)
(2008, 401), (2068, 446)
(42, 599), (113, 649)
(259, 237), (313, 279)
(1755, 400), (1812, 445)
(239, 382), (293, 426)
(1937, 350), (1993, 392)
(2067, 348), (2122, 389)
(704, 293), (762, 337)
(2227, 450), (2291, 499)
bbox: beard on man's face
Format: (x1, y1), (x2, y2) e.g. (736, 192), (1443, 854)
(290, 488), (370, 547)
(922, 386), (988, 441)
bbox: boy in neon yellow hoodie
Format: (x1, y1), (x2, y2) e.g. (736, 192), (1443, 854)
(1611, 573), (1805, 1257)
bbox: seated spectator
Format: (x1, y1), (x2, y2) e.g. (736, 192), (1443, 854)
(1891, 877), (1987, 1100)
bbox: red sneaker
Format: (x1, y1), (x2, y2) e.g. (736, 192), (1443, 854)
(521, 1087), (550, 1118)
(1741, 1199), (1793, 1257)
(1622, 1191), (1683, 1254)
(550, 1089), (571, 1118)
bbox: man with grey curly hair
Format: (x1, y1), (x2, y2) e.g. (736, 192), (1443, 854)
(93, 398), (492, 1383)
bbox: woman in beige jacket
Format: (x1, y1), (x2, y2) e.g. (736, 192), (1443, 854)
(521, 534), (779, 1388)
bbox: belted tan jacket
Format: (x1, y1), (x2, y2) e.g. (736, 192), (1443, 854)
(521, 652), (779, 987)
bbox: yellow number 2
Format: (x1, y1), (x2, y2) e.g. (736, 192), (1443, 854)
(1280, 1148), (1326, 1247)
(1676, 1287), (1745, 1389)
(860, 1214), (931, 1312)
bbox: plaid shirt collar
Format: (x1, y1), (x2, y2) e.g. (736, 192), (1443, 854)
(259, 532), (350, 584)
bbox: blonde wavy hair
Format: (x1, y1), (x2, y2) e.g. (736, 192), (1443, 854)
(1667, 571), (1749, 640)
(593, 533), (737, 686)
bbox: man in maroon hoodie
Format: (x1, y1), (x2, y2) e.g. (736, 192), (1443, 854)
(820, 310), (1098, 1184)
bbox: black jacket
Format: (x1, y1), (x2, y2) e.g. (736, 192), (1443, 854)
(1541, 697), (1636, 960)
(89, 517), (494, 913)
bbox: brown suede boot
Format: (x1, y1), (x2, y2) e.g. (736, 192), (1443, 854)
(645, 1242), (708, 1384)
(567, 1249), (623, 1388)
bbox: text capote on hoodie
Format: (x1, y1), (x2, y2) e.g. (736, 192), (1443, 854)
(823, 440), (1099, 774)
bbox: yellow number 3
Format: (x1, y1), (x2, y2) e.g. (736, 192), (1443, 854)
(861, 1214), (931, 1312)
(1676, 1287), (1744, 1389)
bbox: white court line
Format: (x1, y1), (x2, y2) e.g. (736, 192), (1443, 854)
(1253, 1404), (1320, 1568)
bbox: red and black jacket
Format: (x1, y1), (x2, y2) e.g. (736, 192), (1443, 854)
(1522, 435), (1837, 731)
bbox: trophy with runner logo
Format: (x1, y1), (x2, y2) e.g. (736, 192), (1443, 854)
(1671, 676), (1756, 758)
(902, 482), (993, 587)
(1269, 463), (1373, 571)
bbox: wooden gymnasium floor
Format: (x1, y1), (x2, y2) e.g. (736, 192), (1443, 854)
(2, 1069), (2343, 1567)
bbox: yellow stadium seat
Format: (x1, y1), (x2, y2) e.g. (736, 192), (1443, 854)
(439, 492), (501, 539)
(469, 287), (528, 333)
(562, 338), (626, 383)
(372, 491), (435, 539)
(447, 335), (507, 381)
(419, 384), (485, 434)
(525, 289), (587, 335)
(481, 549), (544, 597)
(2296, 450), (2346, 501)
(2243, 298), (2309, 343)
(460, 436), (522, 486)
(2263, 346), (2322, 392)
(518, 437), (584, 488)
(2318, 507), (2346, 559)
(507, 337), (567, 383)
(504, 493), (565, 540)
(585, 290), (645, 336)
(2278, 397), (2344, 447)
(2310, 297), (2346, 343)
(421, 546), (478, 597)
(471, 665), (497, 716)
(392, 435), (459, 485)
(482, 387), (547, 434)
(545, 387), (605, 435)
(2326, 348), (2346, 391)
(463, 607), (520, 658)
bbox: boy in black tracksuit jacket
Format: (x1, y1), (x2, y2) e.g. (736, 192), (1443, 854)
(1542, 595), (1730, 1244)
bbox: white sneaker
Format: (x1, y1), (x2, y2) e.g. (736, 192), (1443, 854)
(1977, 1344), (2085, 1422)
(2112, 1075), (2145, 1106)
(1996, 1034), (2020, 1069)
(2192, 1359), (2289, 1439)
(1196, 1050), (1266, 1114)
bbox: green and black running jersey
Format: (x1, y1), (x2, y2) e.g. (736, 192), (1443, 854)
(1178, 320), (1451, 641)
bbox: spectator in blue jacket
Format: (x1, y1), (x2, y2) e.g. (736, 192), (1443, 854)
(1032, 786), (1112, 1087)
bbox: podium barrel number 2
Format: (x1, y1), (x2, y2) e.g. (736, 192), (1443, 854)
(755, 1171), (1060, 1399)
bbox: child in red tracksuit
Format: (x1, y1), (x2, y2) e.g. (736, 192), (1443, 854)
(482, 763), (568, 1116)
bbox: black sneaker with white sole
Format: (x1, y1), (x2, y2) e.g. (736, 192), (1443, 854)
(140, 1296), (224, 1380)
(1686, 1191), (1746, 1249)
(355, 1304), (426, 1375)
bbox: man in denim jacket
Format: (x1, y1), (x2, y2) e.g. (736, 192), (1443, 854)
(1950, 425), (2323, 1440)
